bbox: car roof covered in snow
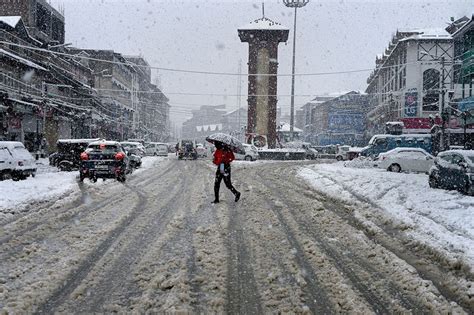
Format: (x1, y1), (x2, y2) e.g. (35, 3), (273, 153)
(57, 138), (100, 144)
(0, 141), (26, 150)
(88, 140), (121, 146)
(380, 147), (431, 156)
(440, 150), (474, 158)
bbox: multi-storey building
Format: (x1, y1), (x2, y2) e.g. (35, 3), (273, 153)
(0, 0), (65, 44)
(299, 95), (335, 143)
(365, 26), (464, 135)
(309, 92), (368, 146)
(181, 105), (226, 143)
(453, 15), (474, 127)
(124, 56), (170, 141)
(0, 15), (97, 151)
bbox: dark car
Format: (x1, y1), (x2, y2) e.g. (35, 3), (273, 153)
(178, 140), (197, 160)
(79, 141), (130, 182)
(428, 150), (474, 195)
(120, 142), (142, 169)
(51, 138), (100, 171)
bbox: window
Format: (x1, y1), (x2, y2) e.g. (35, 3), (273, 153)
(452, 155), (465, 165)
(422, 68), (440, 112)
(439, 154), (452, 162)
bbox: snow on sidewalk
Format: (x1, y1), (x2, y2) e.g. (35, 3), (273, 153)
(0, 172), (77, 222)
(299, 163), (474, 269)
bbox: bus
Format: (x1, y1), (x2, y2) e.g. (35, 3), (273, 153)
(360, 134), (432, 158)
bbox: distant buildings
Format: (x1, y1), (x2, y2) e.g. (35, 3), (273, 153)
(304, 92), (368, 146)
(181, 105), (227, 142)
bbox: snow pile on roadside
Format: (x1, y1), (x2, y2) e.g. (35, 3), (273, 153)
(298, 163), (474, 269)
(343, 156), (376, 169)
(0, 172), (77, 222)
(0, 156), (166, 223)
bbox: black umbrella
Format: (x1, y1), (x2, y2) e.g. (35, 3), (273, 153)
(206, 133), (246, 154)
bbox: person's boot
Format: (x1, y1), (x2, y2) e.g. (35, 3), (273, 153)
(211, 199), (219, 204)
(234, 191), (241, 202)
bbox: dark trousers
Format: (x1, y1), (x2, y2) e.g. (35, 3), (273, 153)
(214, 164), (238, 200)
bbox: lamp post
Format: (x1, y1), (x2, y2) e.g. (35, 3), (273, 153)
(283, 0), (309, 140)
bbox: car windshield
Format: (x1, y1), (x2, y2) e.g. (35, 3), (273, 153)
(2, 1), (474, 313)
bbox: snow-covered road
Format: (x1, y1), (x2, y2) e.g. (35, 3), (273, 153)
(0, 158), (472, 313)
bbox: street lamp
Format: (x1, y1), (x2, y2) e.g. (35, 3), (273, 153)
(283, 0), (309, 140)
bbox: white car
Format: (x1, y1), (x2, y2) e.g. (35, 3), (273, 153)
(235, 144), (259, 161)
(145, 142), (168, 156)
(376, 147), (434, 173)
(0, 141), (37, 180)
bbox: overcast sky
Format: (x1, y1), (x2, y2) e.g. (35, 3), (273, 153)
(49, 0), (473, 128)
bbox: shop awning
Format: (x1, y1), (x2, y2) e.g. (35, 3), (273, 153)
(0, 48), (48, 71)
(10, 98), (39, 107)
(458, 96), (474, 112)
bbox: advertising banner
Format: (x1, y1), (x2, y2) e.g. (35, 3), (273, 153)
(404, 91), (418, 117)
(327, 112), (365, 133)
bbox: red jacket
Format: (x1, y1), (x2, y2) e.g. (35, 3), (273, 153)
(213, 149), (235, 165)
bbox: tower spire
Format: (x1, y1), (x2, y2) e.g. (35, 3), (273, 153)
(262, 2), (265, 18)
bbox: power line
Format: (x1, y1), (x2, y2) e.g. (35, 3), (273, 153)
(1, 40), (422, 77)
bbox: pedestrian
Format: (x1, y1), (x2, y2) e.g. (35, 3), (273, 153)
(212, 142), (241, 204)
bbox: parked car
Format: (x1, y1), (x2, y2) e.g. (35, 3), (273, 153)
(80, 141), (130, 182)
(428, 150), (474, 195)
(177, 139), (197, 160)
(121, 142), (142, 169)
(313, 145), (337, 159)
(195, 143), (208, 158)
(0, 141), (36, 180)
(235, 144), (259, 161)
(336, 145), (351, 161)
(376, 147), (434, 173)
(51, 138), (100, 171)
(304, 147), (319, 160)
(145, 142), (169, 156)
(360, 134), (432, 158)
(121, 141), (145, 157)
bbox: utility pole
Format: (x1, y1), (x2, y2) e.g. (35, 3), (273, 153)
(283, 0), (309, 141)
(237, 59), (242, 140)
(440, 56), (447, 151)
(41, 81), (47, 158)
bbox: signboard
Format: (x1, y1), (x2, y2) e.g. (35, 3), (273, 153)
(327, 112), (365, 133)
(404, 91), (418, 117)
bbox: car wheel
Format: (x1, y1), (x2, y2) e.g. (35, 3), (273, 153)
(428, 174), (439, 188)
(92, 177), (98, 183)
(389, 164), (401, 172)
(245, 156), (252, 161)
(117, 174), (126, 182)
(336, 156), (343, 161)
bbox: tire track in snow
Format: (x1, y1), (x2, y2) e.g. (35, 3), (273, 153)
(257, 169), (412, 314)
(35, 186), (149, 314)
(224, 199), (263, 314)
(0, 159), (173, 248)
(59, 167), (187, 312)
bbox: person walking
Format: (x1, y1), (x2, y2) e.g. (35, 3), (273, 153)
(212, 142), (241, 204)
